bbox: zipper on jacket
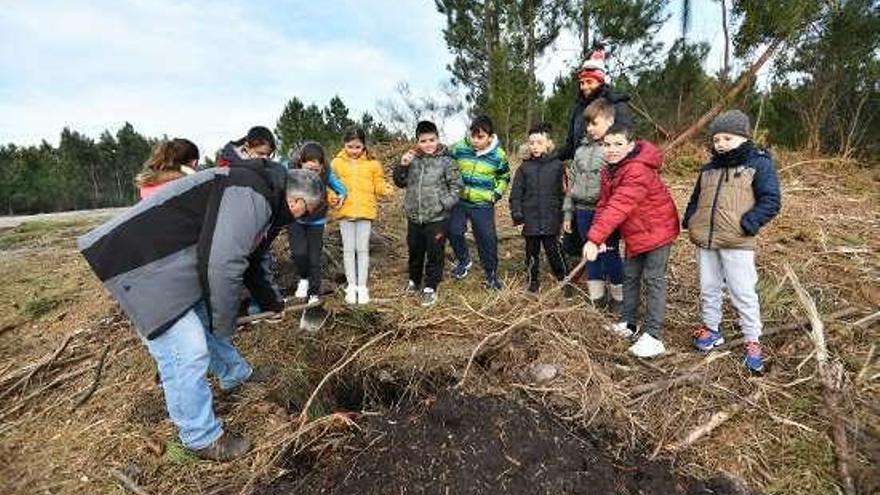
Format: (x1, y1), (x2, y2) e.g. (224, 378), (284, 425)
(417, 160), (424, 224)
(706, 171), (725, 249)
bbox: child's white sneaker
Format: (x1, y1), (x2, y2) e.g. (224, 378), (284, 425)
(294, 279), (309, 299)
(628, 332), (665, 358)
(344, 285), (357, 305)
(605, 321), (635, 339)
(356, 286), (370, 305)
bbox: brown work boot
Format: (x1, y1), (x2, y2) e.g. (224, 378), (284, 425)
(192, 433), (251, 462)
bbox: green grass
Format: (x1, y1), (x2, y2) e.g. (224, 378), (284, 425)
(164, 439), (198, 464)
(22, 295), (63, 319)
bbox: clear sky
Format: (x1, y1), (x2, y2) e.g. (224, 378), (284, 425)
(0, 0), (732, 155)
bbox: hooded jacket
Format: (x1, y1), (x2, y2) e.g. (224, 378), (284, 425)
(587, 141), (680, 257)
(450, 135), (511, 206)
(509, 153), (566, 236)
(683, 141), (781, 250)
(330, 149), (393, 221)
(393, 145), (462, 224)
(78, 147), (292, 340)
(558, 84), (633, 162)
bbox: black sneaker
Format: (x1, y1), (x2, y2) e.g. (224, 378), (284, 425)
(486, 274), (503, 291)
(527, 281), (539, 293)
(562, 284), (574, 299)
(192, 433), (251, 462)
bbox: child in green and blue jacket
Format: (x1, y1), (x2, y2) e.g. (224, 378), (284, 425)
(448, 115), (511, 290)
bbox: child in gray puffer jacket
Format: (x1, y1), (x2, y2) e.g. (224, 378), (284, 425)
(393, 120), (463, 306)
(563, 98), (624, 312)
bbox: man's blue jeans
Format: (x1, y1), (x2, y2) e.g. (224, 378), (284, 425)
(145, 301), (252, 450)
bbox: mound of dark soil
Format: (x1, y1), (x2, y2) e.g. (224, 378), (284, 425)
(261, 391), (753, 495)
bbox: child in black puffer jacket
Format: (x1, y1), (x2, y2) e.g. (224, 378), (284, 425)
(509, 123), (570, 295)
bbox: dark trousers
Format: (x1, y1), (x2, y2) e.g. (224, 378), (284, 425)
(574, 209), (623, 284)
(448, 203), (498, 278)
(622, 244), (671, 339)
(407, 219), (448, 290)
(288, 222), (324, 296)
(525, 235), (568, 287)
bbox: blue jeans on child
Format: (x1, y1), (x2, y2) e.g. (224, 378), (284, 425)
(574, 209), (623, 283)
(145, 301), (252, 450)
(448, 202), (498, 279)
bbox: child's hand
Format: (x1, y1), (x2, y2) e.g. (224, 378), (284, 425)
(400, 151), (416, 166)
(582, 241), (600, 261)
(563, 220), (572, 234)
(330, 195), (345, 208)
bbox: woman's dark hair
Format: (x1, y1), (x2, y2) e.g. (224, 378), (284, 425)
(143, 138), (199, 172)
(469, 115), (494, 135)
(233, 126), (276, 153)
(528, 122), (552, 136)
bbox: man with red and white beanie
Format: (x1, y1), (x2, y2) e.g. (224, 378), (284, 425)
(558, 45), (633, 162)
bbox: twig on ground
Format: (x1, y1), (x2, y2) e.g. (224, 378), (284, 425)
(628, 352), (730, 398)
(852, 310), (880, 328)
(714, 307), (860, 351)
(785, 264), (856, 495)
(72, 344), (111, 410)
(667, 388), (765, 452)
(109, 468), (151, 495)
(0, 328), (86, 401)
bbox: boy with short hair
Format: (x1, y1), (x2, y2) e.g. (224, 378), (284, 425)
(394, 120), (463, 306)
(582, 123), (680, 358)
(449, 115), (511, 290)
(683, 109), (781, 373)
(564, 98), (624, 312)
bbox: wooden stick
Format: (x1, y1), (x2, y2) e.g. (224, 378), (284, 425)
(667, 389), (764, 452)
(72, 344), (111, 410)
(109, 468), (151, 495)
(234, 301), (317, 326)
(852, 310), (880, 328)
(714, 307), (860, 351)
(0, 328), (84, 401)
(785, 264), (856, 495)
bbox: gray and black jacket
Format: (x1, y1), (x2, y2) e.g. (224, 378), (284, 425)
(563, 139), (604, 222)
(78, 155), (292, 340)
(393, 146), (462, 224)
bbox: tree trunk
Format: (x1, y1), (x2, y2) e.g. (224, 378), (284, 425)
(720, 0), (730, 80)
(525, 5), (536, 130)
(581, 0), (590, 60)
(664, 37), (783, 152)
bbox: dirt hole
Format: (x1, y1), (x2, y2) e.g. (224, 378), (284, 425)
(256, 367), (756, 495)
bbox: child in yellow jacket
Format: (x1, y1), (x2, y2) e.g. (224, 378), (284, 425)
(331, 127), (394, 304)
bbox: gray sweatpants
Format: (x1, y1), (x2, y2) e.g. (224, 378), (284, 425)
(339, 219), (372, 287)
(623, 244), (671, 339)
(698, 248), (762, 342)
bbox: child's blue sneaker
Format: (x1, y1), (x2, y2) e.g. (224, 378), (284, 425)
(744, 342), (764, 373)
(693, 326), (725, 351)
(451, 260), (472, 280)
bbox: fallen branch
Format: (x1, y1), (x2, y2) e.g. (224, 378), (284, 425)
(109, 468), (151, 495)
(629, 352), (730, 397)
(714, 307), (860, 351)
(667, 389), (765, 452)
(852, 310), (880, 329)
(72, 344), (111, 410)
(785, 264), (856, 495)
(0, 328), (85, 401)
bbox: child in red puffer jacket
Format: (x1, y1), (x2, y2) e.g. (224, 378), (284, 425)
(582, 122), (679, 358)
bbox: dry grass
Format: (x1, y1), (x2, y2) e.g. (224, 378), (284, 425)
(0, 148), (877, 495)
